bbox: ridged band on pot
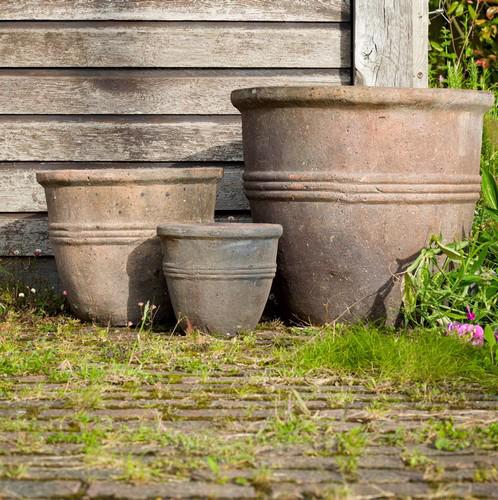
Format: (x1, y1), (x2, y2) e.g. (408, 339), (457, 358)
(37, 168), (223, 326)
(157, 223), (283, 335)
(231, 86), (494, 325)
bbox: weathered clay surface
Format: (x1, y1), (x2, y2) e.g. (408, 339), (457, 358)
(232, 86), (494, 324)
(37, 168), (222, 325)
(157, 223), (282, 335)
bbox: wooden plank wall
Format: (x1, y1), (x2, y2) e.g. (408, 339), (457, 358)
(0, 1), (352, 286)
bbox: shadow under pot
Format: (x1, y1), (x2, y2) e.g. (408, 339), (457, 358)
(231, 86), (493, 324)
(157, 223), (283, 337)
(36, 168), (223, 326)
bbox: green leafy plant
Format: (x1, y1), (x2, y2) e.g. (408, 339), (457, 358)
(430, 0), (497, 87)
(402, 143), (498, 364)
(484, 324), (498, 363)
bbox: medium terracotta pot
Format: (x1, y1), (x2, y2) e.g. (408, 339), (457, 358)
(157, 223), (282, 336)
(232, 86), (493, 324)
(37, 168), (223, 325)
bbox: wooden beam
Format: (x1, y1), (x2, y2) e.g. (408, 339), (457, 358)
(0, 0), (350, 22)
(0, 22), (350, 69)
(0, 116), (242, 162)
(0, 69), (349, 115)
(354, 0), (428, 88)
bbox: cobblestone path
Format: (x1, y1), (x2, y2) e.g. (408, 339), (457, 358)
(0, 330), (497, 499)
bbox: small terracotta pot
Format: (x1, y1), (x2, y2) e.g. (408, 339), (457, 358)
(37, 168), (223, 325)
(232, 86), (493, 324)
(157, 223), (283, 336)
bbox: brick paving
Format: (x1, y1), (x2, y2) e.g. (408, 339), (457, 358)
(0, 332), (497, 499)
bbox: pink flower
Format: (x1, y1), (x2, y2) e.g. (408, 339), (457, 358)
(466, 305), (476, 321)
(471, 325), (484, 346)
(62, 290), (68, 297)
(448, 322), (472, 337)
(447, 322), (485, 347)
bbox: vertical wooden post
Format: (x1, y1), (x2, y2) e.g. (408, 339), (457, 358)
(354, 0), (429, 88)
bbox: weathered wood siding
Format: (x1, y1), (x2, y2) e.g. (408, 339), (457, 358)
(0, 1), (352, 277)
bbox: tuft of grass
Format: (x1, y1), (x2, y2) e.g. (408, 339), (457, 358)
(118, 456), (162, 483)
(402, 448), (433, 469)
(0, 464), (28, 479)
(279, 325), (498, 390)
(259, 413), (318, 445)
(474, 466), (498, 482)
(334, 427), (368, 478)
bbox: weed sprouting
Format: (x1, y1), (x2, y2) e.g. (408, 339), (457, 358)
(334, 427), (368, 478)
(402, 448), (434, 468)
(260, 413), (318, 444)
(474, 466), (498, 482)
(0, 464), (27, 479)
(432, 420), (471, 451)
(118, 456), (163, 483)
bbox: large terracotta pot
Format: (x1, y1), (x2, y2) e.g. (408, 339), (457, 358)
(231, 87), (493, 324)
(37, 168), (223, 325)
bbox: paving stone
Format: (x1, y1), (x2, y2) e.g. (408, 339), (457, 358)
(39, 409), (160, 421)
(172, 408), (278, 419)
(216, 468), (343, 484)
(269, 481), (342, 499)
(16, 376), (48, 384)
(358, 468), (423, 483)
(2, 467), (119, 481)
(90, 398), (330, 411)
(267, 469), (343, 484)
(448, 482), (498, 498)
(0, 443), (83, 456)
(434, 454), (498, 469)
(0, 456), (84, 468)
(85, 481), (256, 499)
(349, 481), (434, 497)
(359, 455), (405, 469)
(0, 479), (83, 498)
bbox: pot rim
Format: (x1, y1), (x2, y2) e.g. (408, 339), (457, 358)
(231, 85), (494, 111)
(157, 222), (283, 239)
(36, 167), (224, 186)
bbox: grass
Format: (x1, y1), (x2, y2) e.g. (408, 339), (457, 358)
(278, 324), (498, 391)
(0, 310), (497, 392)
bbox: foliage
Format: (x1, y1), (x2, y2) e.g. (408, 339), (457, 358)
(402, 225), (498, 329)
(401, 4), (498, 363)
(0, 258), (67, 319)
(0, 280), (66, 320)
(429, 0), (498, 90)
(402, 144), (498, 364)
